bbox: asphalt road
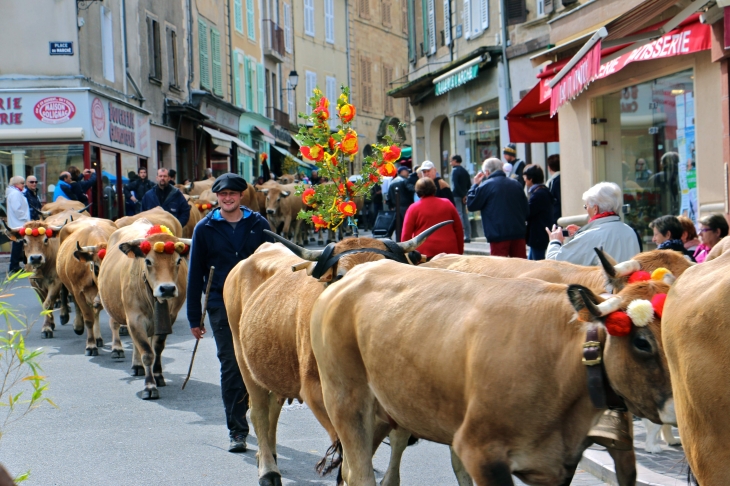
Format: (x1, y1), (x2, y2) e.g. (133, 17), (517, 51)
(0, 279), (607, 485)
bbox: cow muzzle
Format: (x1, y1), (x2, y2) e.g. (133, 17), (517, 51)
(266, 209), (276, 215)
(154, 283), (178, 299)
(28, 254), (44, 266)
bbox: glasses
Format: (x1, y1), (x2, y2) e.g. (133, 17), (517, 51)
(26, 180), (37, 184)
(700, 228), (715, 233)
(583, 205), (588, 210)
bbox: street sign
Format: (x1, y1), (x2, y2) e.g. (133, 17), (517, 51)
(49, 42), (73, 55)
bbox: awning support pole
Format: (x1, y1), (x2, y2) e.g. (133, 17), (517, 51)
(548, 28), (608, 89)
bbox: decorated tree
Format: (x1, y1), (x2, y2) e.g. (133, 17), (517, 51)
(295, 86), (405, 233)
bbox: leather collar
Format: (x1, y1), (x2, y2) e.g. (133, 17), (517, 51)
(583, 327), (627, 411)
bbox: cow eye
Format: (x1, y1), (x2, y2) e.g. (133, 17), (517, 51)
(633, 335), (653, 354)
(145, 258), (152, 266)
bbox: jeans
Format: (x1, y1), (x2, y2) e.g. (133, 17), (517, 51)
(454, 197), (471, 240)
(208, 306), (250, 438)
(9, 240), (24, 272)
(529, 247), (546, 261)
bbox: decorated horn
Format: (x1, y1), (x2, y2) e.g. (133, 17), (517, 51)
(178, 238), (192, 246)
(264, 229), (323, 261)
(78, 203), (92, 213)
(40, 210), (52, 218)
(595, 248), (618, 277)
(397, 220), (454, 253)
(190, 195), (200, 200)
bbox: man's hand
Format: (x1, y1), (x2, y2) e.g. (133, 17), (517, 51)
(130, 196), (137, 203)
(462, 196), (467, 204)
(546, 224), (565, 244)
(191, 326), (206, 339)
(474, 172), (486, 184)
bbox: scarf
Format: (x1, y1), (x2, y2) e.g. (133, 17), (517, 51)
(589, 211), (617, 223)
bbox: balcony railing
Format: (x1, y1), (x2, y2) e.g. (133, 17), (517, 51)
(267, 106), (290, 130)
(263, 19), (285, 62)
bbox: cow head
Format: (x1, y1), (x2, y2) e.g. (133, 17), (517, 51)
(596, 248), (693, 292)
(265, 221), (452, 282)
(567, 275), (675, 425)
(119, 234), (191, 300)
(39, 203), (91, 220)
(2, 220), (64, 268)
(260, 187), (289, 216)
(74, 241), (108, 282)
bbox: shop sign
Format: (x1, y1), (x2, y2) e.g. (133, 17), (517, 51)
(200, 101), (240, 133)
(550, 42), (602, 116)
(435, 65), (479, 96)
(49, 42), (73, 55)
(0, 97), (23, 125)
(33, 97), (76, 124)
(88, 96), (151, 157)
(271, 125), (292, 145)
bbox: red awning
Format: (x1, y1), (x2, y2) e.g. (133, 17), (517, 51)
(505, 82), (558, 143)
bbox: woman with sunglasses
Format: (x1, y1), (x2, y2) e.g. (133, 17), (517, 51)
(694, 214), (729, 263)
(23, 177), (42, 221)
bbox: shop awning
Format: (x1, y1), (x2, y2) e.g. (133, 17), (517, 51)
(0, 127), (85, 141)
(505, 83), (558, 143)
(253, 126), (276, 145)
(271, 144), (316, 170)
(202, 126), (256, 157)
(433, 55), (488, 96)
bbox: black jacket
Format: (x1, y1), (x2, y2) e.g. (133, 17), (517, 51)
(125, 177), (155, 201)
(510, 159), (526, 188)
(24, 188), (42, 220)
(186, 207), (272, 327)
(70, 173), (96, 205)
(467, 170), (528, 243)
(526, 184), (553, 251)
(387, 176), (414, 213)
(434, 177), (455, 205)
(451, 165), (471, 198)
(547, 173), (561, 225)
(141, 184), (191, 226)
(657, 239), (696, 262)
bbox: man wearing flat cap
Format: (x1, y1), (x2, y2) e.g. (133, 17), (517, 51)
(186, 173), (272, 453)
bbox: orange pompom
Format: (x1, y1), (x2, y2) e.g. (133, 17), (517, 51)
(605, 311), (632, 337)
(627, 271), (652, 284)
(651, 293), (667, 318)
(164, 241), (176, 254)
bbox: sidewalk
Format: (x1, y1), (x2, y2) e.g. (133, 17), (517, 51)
(463, 237), (491, 255)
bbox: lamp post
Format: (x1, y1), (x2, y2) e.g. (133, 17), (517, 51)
(284, 70), (298, 125)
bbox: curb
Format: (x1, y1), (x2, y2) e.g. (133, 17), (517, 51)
(579, 449), (684, 486)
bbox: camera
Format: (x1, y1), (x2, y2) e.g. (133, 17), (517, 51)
(562, 229), (570, 237)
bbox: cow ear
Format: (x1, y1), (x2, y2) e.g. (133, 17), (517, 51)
(119, 241), (145, 259)
(567, 284), (605, 322)
(74, 250), (94, 263)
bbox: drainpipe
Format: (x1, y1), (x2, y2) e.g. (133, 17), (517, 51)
(227, 0), (236, 106)
(121, 0), (145, 105)
(345, 0), (352, 103)
(187, 0), (194, 103)
(499, 0), (513, 111)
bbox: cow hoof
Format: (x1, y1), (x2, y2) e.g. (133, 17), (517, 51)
(41, 330), (53, 339)
(119, 326), (129, 336)
(50, 322), (56, 330)
(60, 314), (69, 325)
(155, 375), (166, 387)
(111, 349), (125, 360)
(96, 338), (104, 348)
(85, 348), (98, 357)
(259, 472), (282, 486)
(131, 365), (145, 376)
(73, 327), (84, 336)
(142, 388), (160, 400)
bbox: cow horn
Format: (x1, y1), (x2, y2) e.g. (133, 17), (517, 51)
(78, 203), (92, 213)
(1, 219), (21, 234)
(47, 224), (66, 232)
(264, 230), (323, 261)
(397, 221), (454, 252)
(178, 238), (192, 246)
(39, 210), (52, 218)
(595, 248), (618, 277)
(190, 195), (200, 200)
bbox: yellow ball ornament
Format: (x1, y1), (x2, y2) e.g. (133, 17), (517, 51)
(24, 228), (32, 236)
(650, 267), (670, 281)
(153, 241), (166, 253)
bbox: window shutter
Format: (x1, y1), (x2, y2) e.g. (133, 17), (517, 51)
(305, 71), (316, 115)
(543, 0), (553, 15)
(383, 65), (394, 114)
(211, 28), (222, 96)
(360, 58), (372, 111)
(234, 53), (242, 108)
(506, 0), (527, 25)
(325, 0), (334, 43)
(326, 76), (337, 102)
(427, 0), (436, 54)
(284, 4), (293, 52)
(257, 63), (266, 115)
(305, 0), (315, 36)
(168, 29), (178, 86)
(443, 0), (451, 46)
(198, 19), (210, 89)
(463, 0), (471, 39)
(244, 57), (253, 111)
(359, 0), (370, 18)
(288, 92), (295, 123)
(234, 0), (243, 33)
(148, 17), (155, 76)
(382, 0), (391, 26)
(479, 0), (488, 30)
(247, 0), (256, 39)
(402, 1), (408, 34)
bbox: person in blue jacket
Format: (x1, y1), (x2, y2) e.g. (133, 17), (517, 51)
(140, 168), (190, 226)
(53, 171), (76, 201)
(186, 173), (272, 453)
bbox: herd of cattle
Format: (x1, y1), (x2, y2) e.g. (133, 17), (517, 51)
(3, 177), (729, 485)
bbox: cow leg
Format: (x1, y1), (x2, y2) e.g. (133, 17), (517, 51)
(607, 447), (637, 486)
(59, 285), (70, 325)
(127, 318), (158, 399)
(452, 423), (514, 486)
(152, 333), (167, 387)
(244, 375), (281, 484)
(662, 424), (680, 445)
(380, 426), (407, 486)
(41, 280), (63, 338)
(131, 339), (143, 373)
(73, 289), (98, 356)
(450, 447), (475, 486)
(109, 318), (125, 359)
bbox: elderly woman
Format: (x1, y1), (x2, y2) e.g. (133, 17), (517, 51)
(693, 214), (728, 263)
(402, 178), (463, 258)
(546, 182), (640, 265)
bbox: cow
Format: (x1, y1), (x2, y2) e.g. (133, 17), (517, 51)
(115, 207), (183, 237)
(180, 177), (215, 196)
(182, 196), (203, 238)
(277, 173), (297, 184)
(663, 248), (730, 484)
(97, 220), (190, 399)
(260, 183), (307, 246)
(223, 224), (451, 486)
(56, 217), (118, 356)
(39, 197), (89, 218)
(704, 236), (730, 261)
(310, 261), (676, 486)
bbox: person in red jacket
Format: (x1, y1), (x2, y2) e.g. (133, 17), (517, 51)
(402, 178), (464, 258)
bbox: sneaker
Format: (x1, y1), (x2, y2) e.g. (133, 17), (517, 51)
(464, 238), (471, 243)
(229, 434), (247, 453)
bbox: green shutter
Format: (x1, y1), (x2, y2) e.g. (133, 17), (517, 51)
(234, 0), (243, 33)
(247, 0), (255, 40)
(421, 0), (429, 57)
(198, 19), (210, 89)
(257, 63), (266, 115)
(233, 53), (242, 108)
(244, 57), (253, 111)
(211, 27), (222, 96)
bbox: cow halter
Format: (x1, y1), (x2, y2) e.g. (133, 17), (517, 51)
(310, 239), (420, 280)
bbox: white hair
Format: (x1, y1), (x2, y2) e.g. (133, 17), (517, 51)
(583, 182), (622, 213)
(482, 158), (503, 174)
(9, 176), (25, 186)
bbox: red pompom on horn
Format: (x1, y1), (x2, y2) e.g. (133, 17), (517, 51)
(163, 241), (176, 254)
(627, 271), (652, 284)
(139, 240), (152, 255)
(651, 293), (667, 319)
(97, 248), (107, 260)
(31, 228), (39, 237)
(45, 228), (53, 237)
(605, 311), (632, 337)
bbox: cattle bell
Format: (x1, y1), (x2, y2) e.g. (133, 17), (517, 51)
(587, 410), (633, 451)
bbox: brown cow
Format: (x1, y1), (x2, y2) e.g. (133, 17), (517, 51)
(56, 217), (118, 356)
(182, 196), (203, 238)
(310, 262), (676, 486)
(180, 177), (215, 196)
(98, 220), (190, 399)
(115, 207), (183, 237)
(223, 225), (450, 486)
(39, 197), (89, 218)
(260, 183), (307, 246)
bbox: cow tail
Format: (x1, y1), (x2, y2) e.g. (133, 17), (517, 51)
(315, 439), (342, 476)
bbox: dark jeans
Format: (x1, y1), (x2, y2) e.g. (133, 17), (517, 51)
(208, 306), (250, 438)
(529, 247), (546, 261)
(9, 240), (25, 272)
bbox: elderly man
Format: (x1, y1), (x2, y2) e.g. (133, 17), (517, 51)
(53, 171), (75, 201)
(467, 158), (528, 258)
(141, 168), (190, 226)
(6, 176), (29, 273)
(420, 160), (455, 205)
(546, 182), (640, 265)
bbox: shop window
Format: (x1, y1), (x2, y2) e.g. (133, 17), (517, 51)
(462, 100), (499, 175)
(598, 69), (695, 245)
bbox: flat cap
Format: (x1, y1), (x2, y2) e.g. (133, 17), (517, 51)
(212, 173), (248, 192)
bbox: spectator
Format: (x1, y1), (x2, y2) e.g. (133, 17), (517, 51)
(450, 154), (472, 243)
(694, 214), (728, 263)
(634, 157), (652, 185)
(546, 182), (640, 265)
(546, 154), (561, 225)
(368, 182), (383, 229)
(650, 215), (695, 261)
(402, 178), (464, 258)
(420, 161), (455, 205)
(67, 166), (96, 205)
(203, 168), (213, 179)
(678, 215), (700, 253)
(124, 167), (155, 215)
(168, 169), (177, 184)
(524, 165), (553, 261)
(6, 176), (29, 273)
(388, 166), (415, 242)
(503, 144), (526, 188)
(467, 158), (528, 258)
(141, 168), (191, 226)
(23, 176), (41, 220)
(503, 162), (513, 178)
(53, 171), (75, 201)
(255, 177), (264, 186)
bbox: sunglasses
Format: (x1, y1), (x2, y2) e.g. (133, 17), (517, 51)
(27, 181), (37, 184)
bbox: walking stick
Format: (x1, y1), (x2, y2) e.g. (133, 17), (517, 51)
(182, 266), (215, 390)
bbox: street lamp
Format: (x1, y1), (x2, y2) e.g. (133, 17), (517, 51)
(286, 70), (299, 90)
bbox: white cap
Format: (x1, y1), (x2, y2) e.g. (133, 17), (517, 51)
(503, 162), (513, 175)
(420, 160), (435, 171)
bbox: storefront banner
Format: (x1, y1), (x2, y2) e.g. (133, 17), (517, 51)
(89, 95), (151, 157)
(540, 20), (711, 105)
(550, 42), (602, 116)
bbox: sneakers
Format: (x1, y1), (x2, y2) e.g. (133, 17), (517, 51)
(229, 433), (247, 453)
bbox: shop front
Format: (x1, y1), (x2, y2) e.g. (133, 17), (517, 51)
(0, 88), (151, 221)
